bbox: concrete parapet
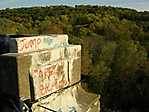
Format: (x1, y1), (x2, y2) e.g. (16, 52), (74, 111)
(0, 34), (100, 111)
(65, 45), (81, 85)
(32, 83), (100, 112)
(0, 45), (81, 100)
(30, 59), (69, 99)
(0, 54), (31, 100)
(0, 34), (68, 54)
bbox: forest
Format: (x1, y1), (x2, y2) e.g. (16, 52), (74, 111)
(0, 5), (149, 112)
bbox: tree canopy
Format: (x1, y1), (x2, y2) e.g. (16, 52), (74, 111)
(0, 5), (149, 111)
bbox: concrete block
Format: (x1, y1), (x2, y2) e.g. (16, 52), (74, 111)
(30, 59), (69, 99)
(68, 58), (81, 85)
(0, 47), (68, 100)
(0, 54), (31, 100)
(32, 84), (100, 112)
(65, 45), (81, 85)
(0, 35), (83, 101)
(0, 34), (68, 54)
(65, 45), (81, 59)
(30, 47), (65, 67)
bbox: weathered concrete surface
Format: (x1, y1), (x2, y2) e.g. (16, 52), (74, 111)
(30, 59), (69, 99)
(0, 34), (100, 111)
(0, 45), (81, 100)
(68, 58), (81, 85)
(32, 84), (100, 112)
(29, 45), (81, 99)
(0, 34), (68, 53)
(65, 45), (81, 85)
(0, 54), (31, 100)
(0, 48), (67, 100)
(65, 45), (81, 59)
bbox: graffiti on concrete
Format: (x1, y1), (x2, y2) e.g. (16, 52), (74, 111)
(18, 38), (42, 52)
(31, 59), (69, 97)
(56, 106), (76, 112)
(39, 79), (68, 96)
(68, 106), (77, 112)
(32, 63), (57, 80)
(48, 106), (76, 112)
(43, 37), (53, 46)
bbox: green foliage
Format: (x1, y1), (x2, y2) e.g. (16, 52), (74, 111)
(0, 5), (149, 111)
(112, 40), (147, 75)
(102, 40), (148, 111)
(0, 18), (28, 34)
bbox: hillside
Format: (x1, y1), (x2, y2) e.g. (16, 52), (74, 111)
(0, 5), (149, 111)
(0, 18), (28, 34)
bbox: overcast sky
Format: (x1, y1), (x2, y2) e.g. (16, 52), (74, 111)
(0, 0), (149, 11)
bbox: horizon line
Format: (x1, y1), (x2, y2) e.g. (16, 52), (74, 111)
(0, 4), (148, 12)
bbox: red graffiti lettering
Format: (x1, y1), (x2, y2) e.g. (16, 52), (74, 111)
(37, 38), (41, 45)
(58, 79), (68, 88)
(33, 64), (58, 80)
(32, 61), (69, 96)
(18, 38), (42, 52)
(39, 79), (68, 96)
(40, 83), (51, 95)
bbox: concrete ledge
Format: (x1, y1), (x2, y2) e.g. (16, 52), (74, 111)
(32, 83), (100, 112)
(0, 55), (31, 100)
(0, 35), (68, 53)
(0, 45), (81, 100)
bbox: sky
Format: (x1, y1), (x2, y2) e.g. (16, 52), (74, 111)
(0, 0), (149, 11)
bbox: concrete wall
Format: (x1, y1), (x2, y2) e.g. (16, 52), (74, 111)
(0, 54), (31, 100)
(0, 35), (68, 53)
(0, 45), (81, 100)
(0, 34), (100, 112)
(32, 84), (100, 112)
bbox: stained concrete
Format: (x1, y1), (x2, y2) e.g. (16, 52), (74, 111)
(0, 54), (31, 100)
(0, 34), (100, 111)
(32, 84), (100, 112)
(0, 45), (81, 100)
(0, 35), (69, 53)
